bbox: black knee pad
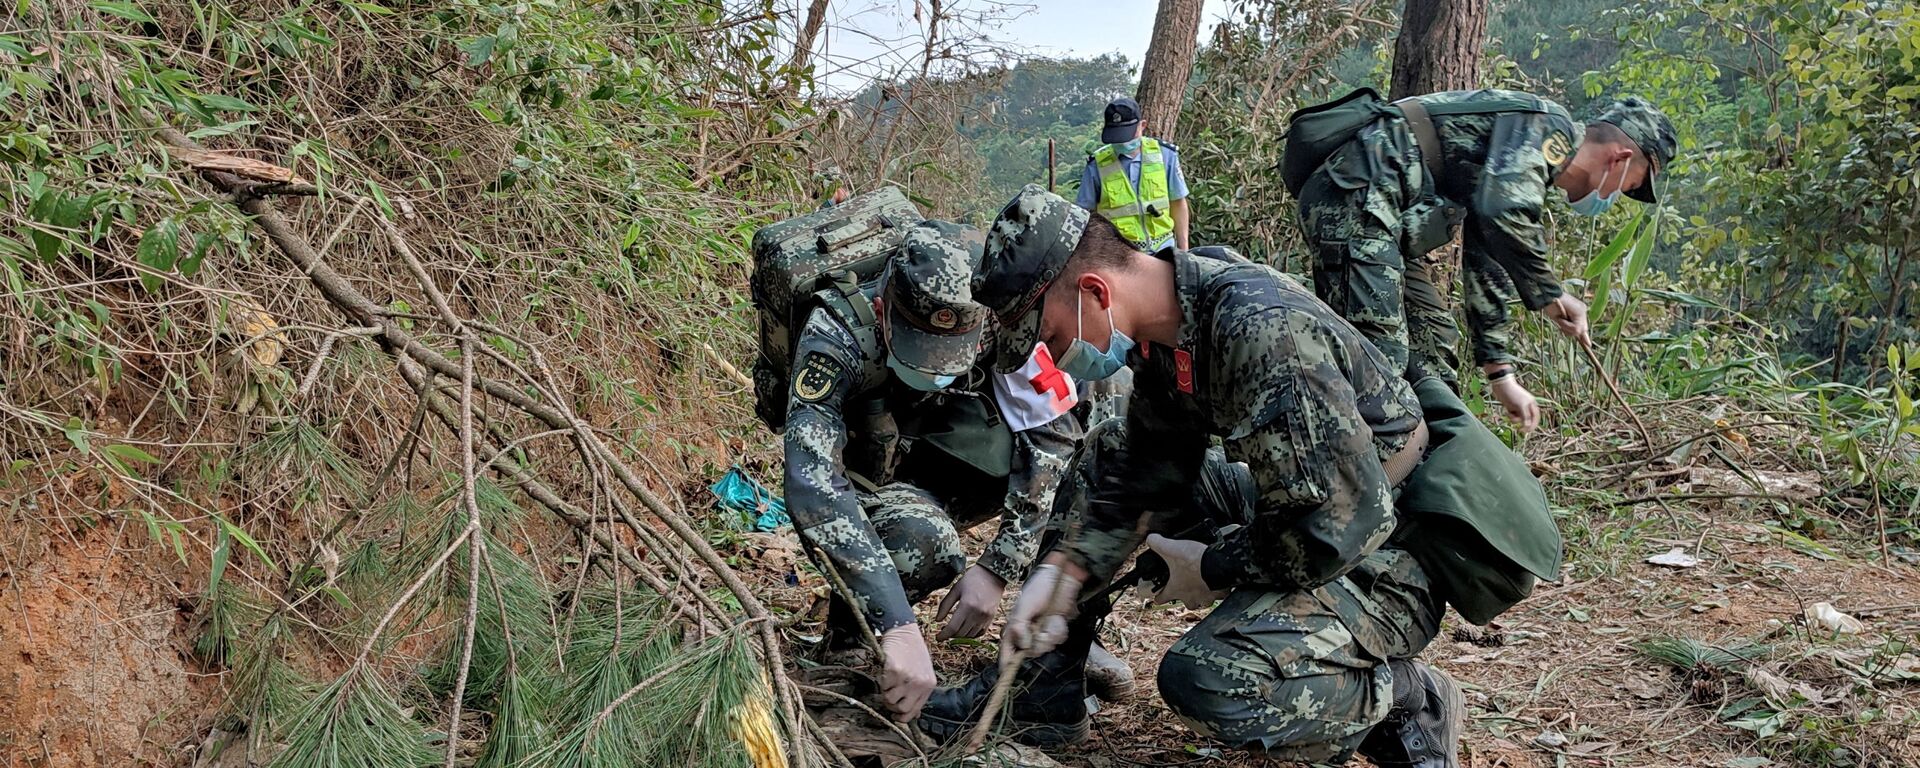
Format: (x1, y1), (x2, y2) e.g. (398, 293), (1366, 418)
(1155, 652), (1239, 724)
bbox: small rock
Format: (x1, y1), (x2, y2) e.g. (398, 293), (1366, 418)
(1533, 729), (1569, 749)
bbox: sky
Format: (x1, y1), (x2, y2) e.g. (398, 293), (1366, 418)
(809, 0), (1236, 94)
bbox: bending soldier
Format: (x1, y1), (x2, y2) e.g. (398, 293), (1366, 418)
(1293, 91), (1676, 431)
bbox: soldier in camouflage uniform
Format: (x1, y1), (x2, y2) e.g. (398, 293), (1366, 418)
(782, 219), (1081, 723)
(1297, 93), (1677, 431)
(920, 187), (1487, 766)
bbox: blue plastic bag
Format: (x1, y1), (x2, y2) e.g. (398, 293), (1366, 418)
(710, 465), (788, 532)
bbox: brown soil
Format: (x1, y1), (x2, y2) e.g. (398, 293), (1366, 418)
(908, 497), (1920, 768)
(0, 520), (215, 768)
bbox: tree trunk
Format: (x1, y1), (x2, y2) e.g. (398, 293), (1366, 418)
(1389, 0), (1489, 99)
(1135, 0), (1205, 141)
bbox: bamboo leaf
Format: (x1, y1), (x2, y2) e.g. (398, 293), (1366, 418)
(1623, 210), (1659, 286)
(89, 0), (154, 22)
(1583, 211), (1643, 280)
(217, 517), (277, 572)
(209, 525), (231, 596)
(1591, 268), (1613, 321)
(196, 93), (258, 112)
(104, 443), (160, 465)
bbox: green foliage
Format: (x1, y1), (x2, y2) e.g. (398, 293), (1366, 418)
(528, 617), (762, 768)
(1599, 0), (1920, 381)
(1179, 0), (1398, 266)
(1637, 635), (1771, 672)
(961, 55), (1138, 209)
(268, 665), (437, 768)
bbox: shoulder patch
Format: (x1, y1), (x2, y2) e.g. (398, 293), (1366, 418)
(1541, 130), (1572, 168)
(793, 351), (846, 403)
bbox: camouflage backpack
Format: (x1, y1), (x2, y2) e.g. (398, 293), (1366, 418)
(748, 186), (924, 430)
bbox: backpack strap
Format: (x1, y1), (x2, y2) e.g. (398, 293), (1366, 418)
(1393, 97), (1446, 190)
(816, 272), (887, 387)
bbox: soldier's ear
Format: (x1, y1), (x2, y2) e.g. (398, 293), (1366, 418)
(1077, 273), (1114, 311)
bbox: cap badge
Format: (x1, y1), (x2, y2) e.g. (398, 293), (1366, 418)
(930, 308), (957, 330)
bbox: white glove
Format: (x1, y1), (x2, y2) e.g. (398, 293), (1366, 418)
(1542, 294), (1592, 347)
(879, 623), (935, 721)
(1487, 374), (1541, 433)
(1001, 564), (1082, 659)
(935, 564), (1006, 641)
(1143, 534), (1226, 609)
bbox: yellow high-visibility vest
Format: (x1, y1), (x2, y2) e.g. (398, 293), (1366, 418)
(1092, 138), (1173, 249)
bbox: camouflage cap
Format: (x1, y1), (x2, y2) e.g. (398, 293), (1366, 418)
(882, 220), (988, 377)
(975, 185), (1090, 373)
(1593, 96), (1677, 203)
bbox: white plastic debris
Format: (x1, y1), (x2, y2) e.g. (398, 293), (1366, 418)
(1804, 602), (1865, 634)
(1646, 547), (1702, 568)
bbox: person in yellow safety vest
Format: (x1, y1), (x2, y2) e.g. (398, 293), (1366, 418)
(1077, 96), (1191, 254)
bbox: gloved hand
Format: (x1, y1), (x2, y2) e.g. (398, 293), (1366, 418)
(879, 623), (935, 722)
(1002, 563), (1083, 659)
(1542, 294), (1592, 347)
(1487, 373), (1541, 433)
(1143, 534), (1226, 609)
(935, 564), (1006, 641)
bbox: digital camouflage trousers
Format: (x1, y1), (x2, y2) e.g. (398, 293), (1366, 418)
(819, 481), (997, 640)
(1062, 419), (1445, 762)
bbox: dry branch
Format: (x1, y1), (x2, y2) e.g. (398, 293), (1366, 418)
(155, 125), (819, 765)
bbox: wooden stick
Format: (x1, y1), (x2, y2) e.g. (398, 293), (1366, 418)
(1581, 341), (1653, 450)
(963, 648), (1027, 754)
(964, 569), (1075, 754)
(703, 342), (754, 389)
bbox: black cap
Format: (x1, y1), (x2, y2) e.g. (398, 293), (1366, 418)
(1100, 96), (1142, 144)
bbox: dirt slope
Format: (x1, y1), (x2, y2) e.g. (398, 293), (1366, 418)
(0, 522), (213, 768)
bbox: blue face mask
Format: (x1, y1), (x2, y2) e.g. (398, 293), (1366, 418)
(1054, 289), (1134, 381)
(1569, 162), (1622, 217)
(887, 356), (956, 392)
(1117, 137), (1144, 155)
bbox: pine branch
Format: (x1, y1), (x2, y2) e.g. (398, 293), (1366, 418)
(157, 122), (820, 768)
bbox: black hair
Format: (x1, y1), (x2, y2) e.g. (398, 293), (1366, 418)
(1043, 214), (1143, 306)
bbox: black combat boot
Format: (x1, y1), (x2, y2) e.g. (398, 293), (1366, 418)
(812, 595), (876, 668)
(1358, 659), (1465, 768)
(916, 619), (1096, 747)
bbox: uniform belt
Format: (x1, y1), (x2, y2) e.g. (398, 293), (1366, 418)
(1383, 419), (1429, 488)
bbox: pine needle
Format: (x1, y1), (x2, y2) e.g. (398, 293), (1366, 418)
(530, 624), (766, 768)
(424, 528), (554, 706)
(229, 614), (311, 749)
(1636, 635), (1771, 672)
(268, 664), (436, 768)
(193, 580), (248, 666)
(473, 660), (555, 768)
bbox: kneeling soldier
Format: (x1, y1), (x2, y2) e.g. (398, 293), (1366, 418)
(921, 188), (1562, 767)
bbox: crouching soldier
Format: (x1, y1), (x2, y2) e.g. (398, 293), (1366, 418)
(781, 218), (1139, 724)
(919, 187), (1563, 767)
